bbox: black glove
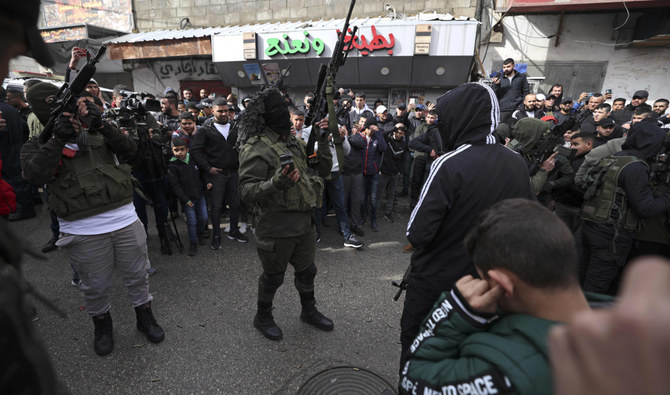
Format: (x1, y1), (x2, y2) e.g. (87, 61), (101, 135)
(271, 171), (295, 190)
(79, 100), (103, 130)
(53, 114), (78, 142)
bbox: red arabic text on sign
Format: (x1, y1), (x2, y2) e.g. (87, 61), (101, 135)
(337, 25), (395, 56)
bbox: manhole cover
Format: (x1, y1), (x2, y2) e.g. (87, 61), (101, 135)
(297, 366), (396, 394)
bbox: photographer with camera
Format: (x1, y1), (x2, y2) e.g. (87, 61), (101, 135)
(21, 91), (165, 356)
(107, 85), (173, 257)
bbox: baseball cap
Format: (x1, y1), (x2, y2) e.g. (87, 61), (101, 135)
(561, 97), (573, 104)
(599, 118), (615, 127)
(536, 93), (546, 101)
(541, 115), (557, 123)
(415, 104), (427, 111)
(164, 87), (176, 95)
(1, 0), (55, 68)
(375, 105), (387, 114)
(633, 90), (649, 99)
(397, 103), (407, 110)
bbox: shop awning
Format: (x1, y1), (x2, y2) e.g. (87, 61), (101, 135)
(104, 13), (480, 89)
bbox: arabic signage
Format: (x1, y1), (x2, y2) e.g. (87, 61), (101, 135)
(212, 21), (478, 63)
(156, 59), (220, 80)
(41, 26), (88, 44)
(263, 25), (396, 58)
(265, 31), (325, 57)
(40, 0), (133, 33)
(338, 26), (396, 56)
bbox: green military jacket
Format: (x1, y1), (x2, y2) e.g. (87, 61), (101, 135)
(238, 127), (331, 238)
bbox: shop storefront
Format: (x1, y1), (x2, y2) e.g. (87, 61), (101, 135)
(105, 14), (478, 108)
(211, 15), (479, 106)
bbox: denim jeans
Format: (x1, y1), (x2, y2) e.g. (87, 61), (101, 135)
(360, 173), (379, 223)
(184, 196), (208, 244)
(321, 173), (352, 239)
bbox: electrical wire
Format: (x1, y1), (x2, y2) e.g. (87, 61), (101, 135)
(613, 1), (630, 30)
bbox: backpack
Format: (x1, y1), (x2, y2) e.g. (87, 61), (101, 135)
(582, 156), (646, 231)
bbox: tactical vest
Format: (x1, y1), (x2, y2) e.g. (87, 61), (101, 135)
(582, 156), (645, 231)
(253, 134), (323, 211)
(47, 132), (135, 220)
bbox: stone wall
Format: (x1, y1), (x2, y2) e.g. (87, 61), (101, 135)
(132, 0), (477, 31)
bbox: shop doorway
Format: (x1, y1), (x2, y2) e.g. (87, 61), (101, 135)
(180, 80), (231, 102)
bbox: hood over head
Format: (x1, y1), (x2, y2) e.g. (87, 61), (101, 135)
(620, 117), (666, 160)
(26, 82), (60, 126)
(435, 83), (499, 151)
(511, 118), (552, 151)
(237, 87), (292, 149)
(263, 89), (291, 135)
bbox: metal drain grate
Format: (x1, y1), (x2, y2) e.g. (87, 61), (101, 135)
(297, 366), (396, 394)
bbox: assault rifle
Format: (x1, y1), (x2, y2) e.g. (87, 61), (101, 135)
(392, 263), (411, 301)
(304, 0), (357, 169)
(526, 117), (577, 176)
(38, 45), (107, 144)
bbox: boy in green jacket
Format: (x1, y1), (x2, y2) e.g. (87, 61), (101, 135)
(400, 198), (592, 395)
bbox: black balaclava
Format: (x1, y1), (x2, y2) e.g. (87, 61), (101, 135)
(26, 82), (59, 126)
(263, 90), (291, 135)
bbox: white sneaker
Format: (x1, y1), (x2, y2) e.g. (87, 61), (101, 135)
(240, 223), (247, 234)
(224, 225), (230, 233)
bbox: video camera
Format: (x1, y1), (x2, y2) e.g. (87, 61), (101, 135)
(118, 90), (160, 114)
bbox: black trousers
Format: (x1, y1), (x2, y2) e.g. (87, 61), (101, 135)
(581, 221), (634, 295)
(399, 283), (441, 372)
(209, 172), (240, 238)
(409, 156), (427, 209)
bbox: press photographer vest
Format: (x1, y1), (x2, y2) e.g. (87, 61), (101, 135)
(582, 156), (646, 231)
(47, 131), (135, 220)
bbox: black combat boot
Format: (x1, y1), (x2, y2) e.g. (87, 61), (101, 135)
(135, 302), (165, 343)
(158, 225), (172, 255)
(254, 301), (283, 340)
(92, 311), (114, 356)
(299, 292), (334, 331)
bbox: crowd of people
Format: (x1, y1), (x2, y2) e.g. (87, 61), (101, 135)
(3, 1), (670, 393)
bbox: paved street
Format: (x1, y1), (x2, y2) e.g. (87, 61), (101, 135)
(13, 199), (414, 394)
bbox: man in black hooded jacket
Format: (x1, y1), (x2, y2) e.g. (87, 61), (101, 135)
(581, 118), (670, 294)
(400, 83), (535, 368)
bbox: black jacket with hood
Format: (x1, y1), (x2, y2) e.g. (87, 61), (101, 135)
(190, 118), (239, 173)
(406, 83), (534, 298)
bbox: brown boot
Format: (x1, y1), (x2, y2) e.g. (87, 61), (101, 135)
(402, 243), (416, 253)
